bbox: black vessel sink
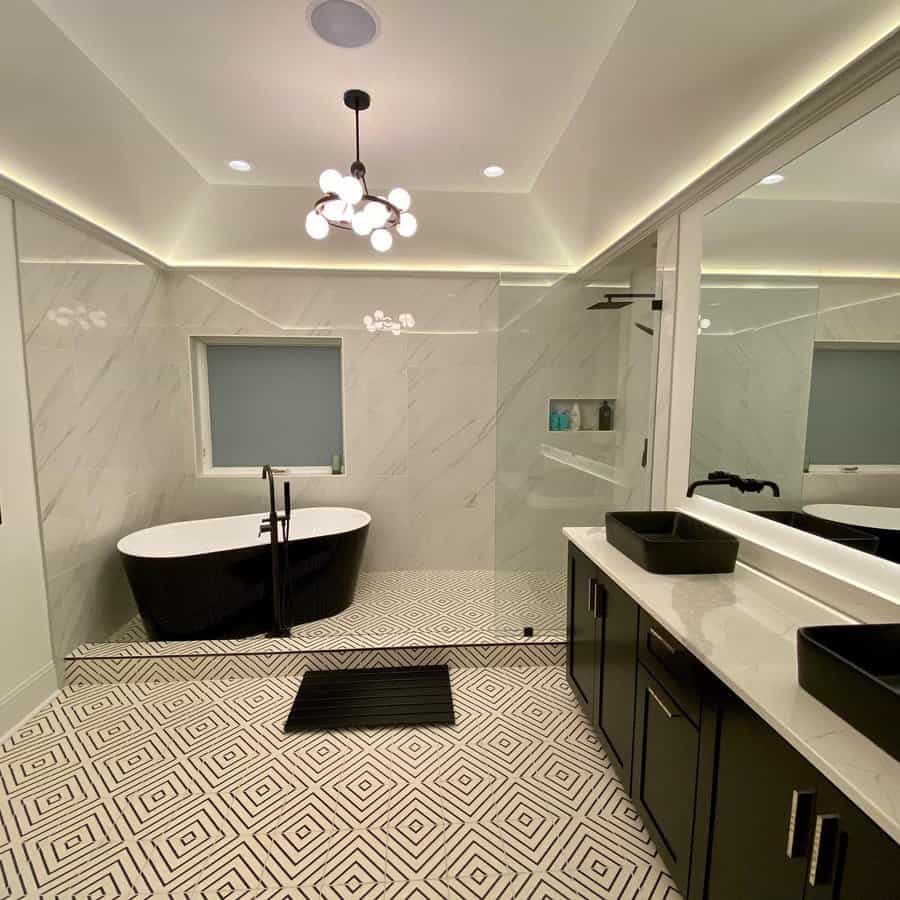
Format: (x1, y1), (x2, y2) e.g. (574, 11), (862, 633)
(798, 624), (900, 761)
(755, 510), (879, 554)
(605, 511), (739, 574)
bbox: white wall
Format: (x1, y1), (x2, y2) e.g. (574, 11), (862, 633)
(0, 196), (56, 733)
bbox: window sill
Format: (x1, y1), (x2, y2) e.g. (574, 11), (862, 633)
(806, 465), (900, 475)
(196, 466), (346, 479)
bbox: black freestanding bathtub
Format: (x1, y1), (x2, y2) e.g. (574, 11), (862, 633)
(118, 508), (370, 640)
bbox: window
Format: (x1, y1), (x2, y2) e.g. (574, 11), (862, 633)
(191, 337), (344, 476)
(805, 344), (900, 468)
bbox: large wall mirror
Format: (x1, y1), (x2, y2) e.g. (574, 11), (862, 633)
(690, 89), (900, 565)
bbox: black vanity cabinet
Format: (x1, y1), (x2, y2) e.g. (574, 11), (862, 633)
(704, 687), (821, 899)
(801, 771), (900, 900)
(566, 543), (639, 789)
(633, 664), (701, 889)
(704, 686), (900, 900)
(564, 540), (900, 900)
(567, 544), (599, 713)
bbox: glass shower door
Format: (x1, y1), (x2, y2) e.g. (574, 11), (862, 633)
(492, 237), (661, 642)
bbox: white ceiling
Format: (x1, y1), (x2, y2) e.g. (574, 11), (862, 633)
(705, 91), (900, 275)
(3, 0), (900, 270)
(31, 0), (635, 193)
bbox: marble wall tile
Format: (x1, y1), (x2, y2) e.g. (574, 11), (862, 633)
(16, 203), (509, 654)
(493, 270), (649, 577)
(691, 280), (900, 513)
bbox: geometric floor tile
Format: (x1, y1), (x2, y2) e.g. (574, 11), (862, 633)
(0, 665), (679, 899)
(91, 568), (567, 657)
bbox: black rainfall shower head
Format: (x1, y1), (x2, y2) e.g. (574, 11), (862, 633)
(588, 299), (632, 310)
(587, 292), (656, 311)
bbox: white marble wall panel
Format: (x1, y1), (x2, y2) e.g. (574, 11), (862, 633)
(16, 205), (177, 663)
(16, 202), (502, 655)
(163, 273), (499, 573)
(494, 275), (631, 576)
(691, 279), (900, 513)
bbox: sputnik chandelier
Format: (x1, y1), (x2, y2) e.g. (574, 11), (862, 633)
(305, 89), (417, 252)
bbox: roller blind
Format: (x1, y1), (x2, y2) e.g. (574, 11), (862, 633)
(806, 347), (900, 465)
(205, 342), (343, 468)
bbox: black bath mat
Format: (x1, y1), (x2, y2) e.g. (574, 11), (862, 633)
(284, 665), (455, 732)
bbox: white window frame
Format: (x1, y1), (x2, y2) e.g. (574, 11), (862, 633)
(189, 335), (346, 478)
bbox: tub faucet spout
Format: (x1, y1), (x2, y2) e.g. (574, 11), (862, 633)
(261, 465), (291, 637)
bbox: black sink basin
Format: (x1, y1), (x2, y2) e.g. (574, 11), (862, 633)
(605, 511), (739, 574)
(798, 624), (900, 761)
(755, 510), (879, 554)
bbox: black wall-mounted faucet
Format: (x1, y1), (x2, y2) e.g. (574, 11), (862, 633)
(687, 470), (781, 498)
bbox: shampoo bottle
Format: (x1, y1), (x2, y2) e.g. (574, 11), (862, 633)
(570, 402), (582, 431)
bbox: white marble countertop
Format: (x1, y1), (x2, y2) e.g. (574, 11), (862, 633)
(564, 525), (900, 844)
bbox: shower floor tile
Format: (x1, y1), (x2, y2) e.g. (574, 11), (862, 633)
(86, 569), (566, 657)
(0, 666), (679, 899)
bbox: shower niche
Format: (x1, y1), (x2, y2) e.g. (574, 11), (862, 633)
(548, 398), (616, 432)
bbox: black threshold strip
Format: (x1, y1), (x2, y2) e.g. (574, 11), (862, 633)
(284, 665), (455, 732)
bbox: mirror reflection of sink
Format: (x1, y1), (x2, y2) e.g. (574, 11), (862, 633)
(798, 624), (900, 761)
(754, 510), (879, 554)
(605, 511), (739, 574)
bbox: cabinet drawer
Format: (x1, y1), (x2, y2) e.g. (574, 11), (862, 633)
(634, 664), (699, 893)
(638, 611), (703, 725)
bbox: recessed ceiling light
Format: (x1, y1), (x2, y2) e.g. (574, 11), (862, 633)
(308, 0), (379, 48)
(228, 159), (254, 172)
(483, 165), (505, 178)
(758, 173), (784, 185)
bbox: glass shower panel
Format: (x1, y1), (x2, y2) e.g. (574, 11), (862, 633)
(492, 241), (660, 641)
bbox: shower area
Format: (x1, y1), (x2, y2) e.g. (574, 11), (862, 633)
(492, 235), (662, 639)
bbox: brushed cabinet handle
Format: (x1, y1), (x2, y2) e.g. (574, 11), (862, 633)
(785, 789), (815, 859)
(647, 685), (678, 719)
(808, 814), (840, 886)
(587, 579), (596, 615)
(649, 626), (677, 656)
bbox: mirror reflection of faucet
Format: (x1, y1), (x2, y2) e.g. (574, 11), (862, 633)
(687, 470), (781, 498)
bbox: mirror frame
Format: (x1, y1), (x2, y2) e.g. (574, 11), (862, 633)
(661, 65), (900, 617)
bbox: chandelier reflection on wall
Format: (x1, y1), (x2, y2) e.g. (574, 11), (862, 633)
(363, 310), (415, 335)
(306, 90), (418, 253)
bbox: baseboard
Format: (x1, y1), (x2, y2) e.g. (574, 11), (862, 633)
(0, 662), (59, 742)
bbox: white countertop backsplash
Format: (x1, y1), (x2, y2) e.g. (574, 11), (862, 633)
(564, 525), (900, 844)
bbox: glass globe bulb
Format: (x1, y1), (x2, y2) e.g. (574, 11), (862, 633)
(323, 199), (344, 220)
(352, 210), (373, 236)
(364, 201), (389, 228)
(363, 314), (374, 326)
(388, 188), (411, 212)
(319, 169), (342, 194)
(371, 229), (393, 252)
(338, 175), (363, 204)
(305, 211), (329, 240)
(397, 212), (418, 237)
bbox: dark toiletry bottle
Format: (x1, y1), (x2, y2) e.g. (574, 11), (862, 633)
(598, 401), (613, 431)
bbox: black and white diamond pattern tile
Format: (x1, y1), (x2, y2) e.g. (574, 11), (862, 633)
(78, 569), (566, 661)
(65, 641), (566, 685)
(0, 666), (679, 898)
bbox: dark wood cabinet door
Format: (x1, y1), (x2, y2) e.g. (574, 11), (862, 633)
(566, 544), (597, 717)
(596, 573), (639, 790)
(804, 780), (900, 900)
(704, 690), (817, 900)
(633, 665), (699, 892)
